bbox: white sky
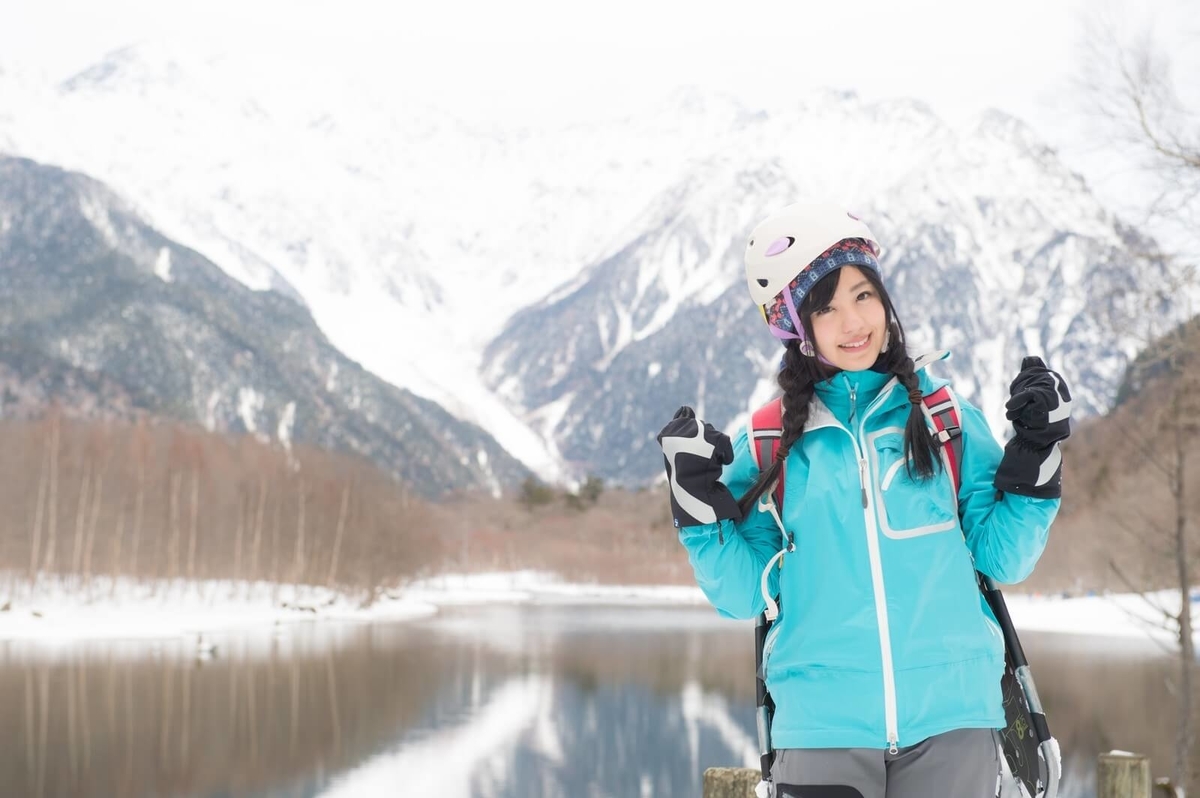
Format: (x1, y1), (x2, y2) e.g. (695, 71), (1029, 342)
(1, 0), (1196, 244)
(0, 0), (1188, 121)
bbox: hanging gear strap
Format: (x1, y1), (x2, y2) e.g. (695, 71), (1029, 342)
(747, 396), (787, 796)
(750, 397), (786, 512)
(920, 385), (964, 496)
(749, 396), (791, 623)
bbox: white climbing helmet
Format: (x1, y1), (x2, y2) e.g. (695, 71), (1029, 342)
(744, 201), (882, 308)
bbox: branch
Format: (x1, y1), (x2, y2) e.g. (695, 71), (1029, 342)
(1110, 510), (1178, 559)
(1109, 421), (1175, 481)
(1118, 45), (1200, 171)
(1107, 557), (1176, 625)
(1124, 501), (1174, 539)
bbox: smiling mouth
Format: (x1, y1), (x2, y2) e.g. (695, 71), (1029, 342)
(839, 333), (871, 352)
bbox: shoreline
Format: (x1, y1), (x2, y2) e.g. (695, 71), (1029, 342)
(0, 570), (1195, 649)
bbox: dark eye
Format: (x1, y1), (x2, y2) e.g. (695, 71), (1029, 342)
(814, 305), (833, 316)
(857, 290), (874, 301)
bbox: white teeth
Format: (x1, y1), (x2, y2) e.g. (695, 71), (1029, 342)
(841, 336), (869, 349)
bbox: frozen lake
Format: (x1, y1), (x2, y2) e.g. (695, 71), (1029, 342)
(3, 603), (1186, 797)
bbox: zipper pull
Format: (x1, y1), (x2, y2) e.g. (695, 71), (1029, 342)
(786, 531), (795, 553)
(849, 383), (857, 425)
(858, 458), (868, 508)
(889, 739), (899, 755)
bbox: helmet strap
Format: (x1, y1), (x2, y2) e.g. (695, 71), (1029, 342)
(782, 283), (804, 340)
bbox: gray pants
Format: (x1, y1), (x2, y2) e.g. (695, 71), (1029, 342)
(771, 728), (1001, 798)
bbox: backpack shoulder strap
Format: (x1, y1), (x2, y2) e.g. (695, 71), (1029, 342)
(749, 397), (786, 513)
(921, 385), (964, 497)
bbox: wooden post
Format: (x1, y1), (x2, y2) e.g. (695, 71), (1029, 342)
(703, 767), (760, 798)
(1098, 752), (1152, 798)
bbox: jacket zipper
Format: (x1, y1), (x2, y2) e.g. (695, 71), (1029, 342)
(840, 377), (902, 753)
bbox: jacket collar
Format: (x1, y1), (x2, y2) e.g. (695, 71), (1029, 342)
(804, 350), (951, 432)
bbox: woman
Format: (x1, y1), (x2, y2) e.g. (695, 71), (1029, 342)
(656, 202), (1071, 797)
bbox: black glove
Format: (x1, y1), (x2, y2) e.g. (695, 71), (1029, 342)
(994, 356), (1072, 499)
(656, 406), (743, 528)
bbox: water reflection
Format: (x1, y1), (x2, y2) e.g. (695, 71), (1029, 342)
(2, 605), (1189, 798)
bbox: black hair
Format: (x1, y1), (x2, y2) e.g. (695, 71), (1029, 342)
(736, 266), (942, 518)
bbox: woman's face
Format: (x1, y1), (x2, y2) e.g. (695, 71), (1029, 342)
(808, 266), (888, 372)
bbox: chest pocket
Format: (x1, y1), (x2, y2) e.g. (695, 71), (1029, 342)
(867, 427), (959, 539)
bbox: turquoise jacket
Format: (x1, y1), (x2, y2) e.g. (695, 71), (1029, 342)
(678, 354), (1059, 751)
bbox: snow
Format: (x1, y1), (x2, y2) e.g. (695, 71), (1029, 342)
(236, 386), (263, 433)
(0, 60), (1160, 482)
(0, 570), (1194, 654)
(1002, 590), (1197, 644)
(400, 570), (707, 606)
(76, 191), (119, 249)
(154, 246), (173, 282)
(408, 574), (1198, 652)
(277, 400), (296, 449)
(0, 574), (436, 650)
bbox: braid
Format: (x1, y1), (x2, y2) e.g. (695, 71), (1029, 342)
(737, 343), (820, 517)
(891, 352), (940, 481)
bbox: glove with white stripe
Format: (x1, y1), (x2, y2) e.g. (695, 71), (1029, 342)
(657, 406), (743, 528)
(994, 356), (1072, 499)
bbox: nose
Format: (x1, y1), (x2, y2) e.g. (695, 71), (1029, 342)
(842, 306), (866, 332)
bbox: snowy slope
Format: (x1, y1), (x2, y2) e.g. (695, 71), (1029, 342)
(0, 154), (529, 496)
(487, 99), (1163, 482)
(0, 48), (1168, 483)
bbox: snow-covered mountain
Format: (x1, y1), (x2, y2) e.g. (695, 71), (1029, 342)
(486, 107), (1160, 482)
(0, 46), (1167, 484)
(0, 154), (528, 496)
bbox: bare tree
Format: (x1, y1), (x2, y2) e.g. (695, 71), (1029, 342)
(28, 416), (52, 580)
(250, 474), (267, 581)
(3, 412), (453, 602)
(1077, 7), (1200, 246)
(326, 482), (350, 588)
(40, 408), (61, 575)
(130, 421), (148, 583)
(109, 509), (125, 598)
(83, 471), (103, 596)
(185, 433), (202, 582)
(293, 477), (307, 585)
(233, 490), (246, 583)
(167, 470), (182, 582)
(1078, 11), (1200, 790)
(70, 464), (92, 580)
(79, 424), (109, 594)
(1105, 324), (1199, 790)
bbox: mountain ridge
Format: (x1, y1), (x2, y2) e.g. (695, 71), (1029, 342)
(0, 154), (528, 497)
(0, 49), (1169, 484)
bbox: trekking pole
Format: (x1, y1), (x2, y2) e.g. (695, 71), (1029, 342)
(978, 574), (1061, 798)
(754, 610), (775, 798)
